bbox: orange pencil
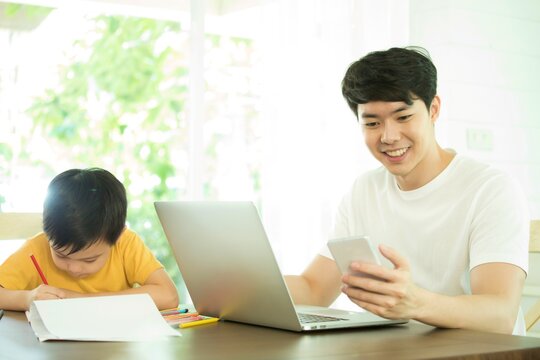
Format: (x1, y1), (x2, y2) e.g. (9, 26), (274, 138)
(30, 254), (48, 285)
(163, 313), (199, 320)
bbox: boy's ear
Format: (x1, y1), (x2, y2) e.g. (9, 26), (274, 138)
(429, 95), (441, 123)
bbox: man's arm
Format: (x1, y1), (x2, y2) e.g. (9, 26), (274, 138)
(61, 268), (180, 310)
(285, 254), (343, 306)
(417, 262), (525, 333)
(342, 245), (525, 334)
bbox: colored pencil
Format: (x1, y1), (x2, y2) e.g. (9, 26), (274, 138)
(179, 316), (219, 328)
(160, 308), (189, 316)
(30, 254), (48, 285)
(167, 316), (203, 326)
(162, 313), (199, 320)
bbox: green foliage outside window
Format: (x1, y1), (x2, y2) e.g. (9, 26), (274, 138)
(2, 5), (262, 296)
(25, 14), (189, 287)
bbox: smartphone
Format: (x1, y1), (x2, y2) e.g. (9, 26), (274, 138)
(327, 235), (382, 279)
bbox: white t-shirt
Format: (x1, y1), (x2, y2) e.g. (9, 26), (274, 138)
(321, 154), (529, 335)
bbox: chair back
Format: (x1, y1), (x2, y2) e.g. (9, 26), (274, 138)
(525, 220), (540, 332)
(0, 212), (43, 240)
(530, 220), (540, 253)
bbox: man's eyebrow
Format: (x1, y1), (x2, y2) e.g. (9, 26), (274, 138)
(360, 104), (412, 119)
(360, 113), (378, 119)
(392, 105), (411, 113)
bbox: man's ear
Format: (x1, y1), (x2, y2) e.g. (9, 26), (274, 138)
(429, 95), (441, 123)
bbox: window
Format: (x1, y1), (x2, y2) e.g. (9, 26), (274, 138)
(1, 1), (392, 309)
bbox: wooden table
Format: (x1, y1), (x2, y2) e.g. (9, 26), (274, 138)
(2, 310), (540, 359)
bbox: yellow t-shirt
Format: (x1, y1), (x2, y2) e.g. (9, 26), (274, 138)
(0, 229), (163, 293)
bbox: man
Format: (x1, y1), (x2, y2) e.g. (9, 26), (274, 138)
(285, 47), (529, 335)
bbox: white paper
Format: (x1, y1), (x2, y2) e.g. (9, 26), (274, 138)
(27, 293), (181, 342)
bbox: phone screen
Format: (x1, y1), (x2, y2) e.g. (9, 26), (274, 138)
(327, 236), (382, 279)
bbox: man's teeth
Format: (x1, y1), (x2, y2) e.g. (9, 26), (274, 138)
(386, 148), (407, 157)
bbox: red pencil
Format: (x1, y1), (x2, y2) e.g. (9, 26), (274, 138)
(30, 254), (49, 285)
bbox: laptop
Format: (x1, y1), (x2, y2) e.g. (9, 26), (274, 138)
(154, 201), (407, 332)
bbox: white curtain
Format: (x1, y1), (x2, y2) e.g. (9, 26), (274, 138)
(255, 0), (409, 274)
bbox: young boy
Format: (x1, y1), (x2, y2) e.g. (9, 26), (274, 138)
(0, 168), (179, 311)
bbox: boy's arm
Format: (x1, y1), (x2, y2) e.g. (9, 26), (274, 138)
(60, 268), (179, 310)
(135, 268), (180, 310)
(0, 285), (66, 311)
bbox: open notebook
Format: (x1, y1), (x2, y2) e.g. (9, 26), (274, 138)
(26, 293), (180, 342)
(155, 201), (406, 332)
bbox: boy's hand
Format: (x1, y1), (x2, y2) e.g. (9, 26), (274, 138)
(58, 288), (84, 299)
(27, 285), (66, 308)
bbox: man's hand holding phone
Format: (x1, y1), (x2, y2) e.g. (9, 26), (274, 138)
(328, 237), (418, 321)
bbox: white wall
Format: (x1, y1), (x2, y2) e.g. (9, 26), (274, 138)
(410, 0), (540, 218)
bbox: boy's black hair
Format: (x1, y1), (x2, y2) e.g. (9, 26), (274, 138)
(341, 46), (437, 118)
(43, 168), (127, 254)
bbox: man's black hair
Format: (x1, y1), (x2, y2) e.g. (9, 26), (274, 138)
(341, 46), (437, 118)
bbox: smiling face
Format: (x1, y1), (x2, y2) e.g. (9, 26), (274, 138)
(358, 96), (450, 190)
(50, 240), (111, 279)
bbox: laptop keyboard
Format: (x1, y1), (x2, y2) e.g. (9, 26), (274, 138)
(298, 313), (348, 324)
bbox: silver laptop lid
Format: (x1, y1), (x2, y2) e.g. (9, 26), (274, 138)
(155, 201), (303, 331)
